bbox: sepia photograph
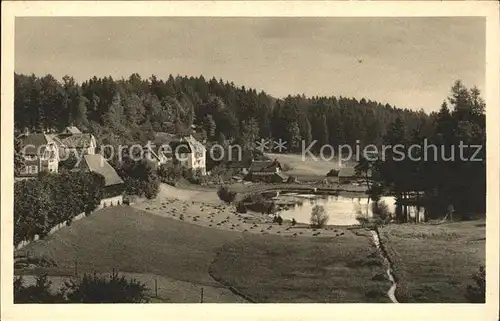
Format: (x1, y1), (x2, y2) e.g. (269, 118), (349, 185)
(1, 1), (499, 321)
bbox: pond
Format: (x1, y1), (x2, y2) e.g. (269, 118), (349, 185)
(275, 193), (426, 226)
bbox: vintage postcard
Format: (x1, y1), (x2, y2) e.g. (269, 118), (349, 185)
(1, 1), (499, 321)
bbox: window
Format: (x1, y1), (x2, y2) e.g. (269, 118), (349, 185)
(24, 154), (36, 161)
(29, 165), (38, 174)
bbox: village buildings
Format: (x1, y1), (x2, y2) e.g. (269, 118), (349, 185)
(73, 154), (125, 207)
(17, 133), (60, 177)
(245, 159), (288, 183)
(53, 126), (97, 158)
(169, 135), (207, 175)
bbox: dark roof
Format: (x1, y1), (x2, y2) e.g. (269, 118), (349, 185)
(168, 135), (206, 154)
(64, 126), (82, 134)
(57, 133), (94, 148)
(19, 133), (54, 155)
(76, 154), (124, 187)
(338, 167), (356, 178)
(248, 160), (282, 173)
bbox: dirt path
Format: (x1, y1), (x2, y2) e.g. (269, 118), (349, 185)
(370, 229), (399, 303)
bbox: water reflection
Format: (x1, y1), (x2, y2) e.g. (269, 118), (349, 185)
(275, 193), (426, 226)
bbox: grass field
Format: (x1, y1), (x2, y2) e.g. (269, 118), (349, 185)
(16, 206), (245, 302)
(15, 205), (392, 303)
(266, 152), (357, 178)
(210, 228), (392, 303)
(378, 219), (486, 303)
(16, 201), (483, 303)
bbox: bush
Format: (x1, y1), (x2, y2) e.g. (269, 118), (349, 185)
(157, 162), (184, 183)
(14, 273), (65, 303)
(217, 186), (237, 204)
(14, 172), (105, 245)
(372, 201), (391, 221)
(186, 168), (208, 185)
(287, 176), (298, 183)
(273, 215), (284, 225)
(326, 169), (340, 177)
(465, 265), (485, 303)
(14, 272), (151, 303)
(64, 271), (150, 303)
(310, 205), (329, 228)
(236, 202), (247, 213)
(121, 159), (160, 199)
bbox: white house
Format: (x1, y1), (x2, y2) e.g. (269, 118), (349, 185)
(171, 135), (207, 175)
(17, 133), (59, 177)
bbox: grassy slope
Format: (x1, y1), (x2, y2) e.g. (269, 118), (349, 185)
(209, 228), (392, 303)
(16, 206), (392, 303)
(266, 152), (357, 178)
(379, 220), (486, 303)
(16, 206), (240, 286)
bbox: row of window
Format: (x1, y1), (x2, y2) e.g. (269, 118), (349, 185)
(21, 165), (56, 174)
(22, 165), (38, 174)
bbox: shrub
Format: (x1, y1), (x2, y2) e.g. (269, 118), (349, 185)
(273, 215), (284, 225)
(157, 162), (184, 183)
(14, 271), (151, 303)
(14, 171), (104, 245)
(243, 193), (267, 203)
(217, 186), (237, 204)
(14, 273), (65, 303)
(236, 202), (247, 213)
(465, 265), (485, 303)
(310, 205), (329, 228)
(63, 271), (150, 303)
(59, 152), (79, 172)
(326, 169), (340, 177)
(185, 168), (208, 185)
(287, 176), (298, 183)
(372, 200), (391, 221)
(121, 159), (160, 199)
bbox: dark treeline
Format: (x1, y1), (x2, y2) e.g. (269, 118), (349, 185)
(14, 73), (486, 213)
(14, 73), (430, 150)
(357, 81), (486, 215)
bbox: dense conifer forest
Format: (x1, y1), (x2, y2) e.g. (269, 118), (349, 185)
(14, 73), (486, 213)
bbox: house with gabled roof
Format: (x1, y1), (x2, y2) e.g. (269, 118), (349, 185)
(170, 135), (207, 175)
(17, 133), (59, 177)
(62, 126), (82, 135)
(73, 154), (125, 207)
(245, 159), (288, 183)
(54, 126), (97, 159)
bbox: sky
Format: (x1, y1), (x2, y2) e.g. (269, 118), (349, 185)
(15, 17), (485, 112)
